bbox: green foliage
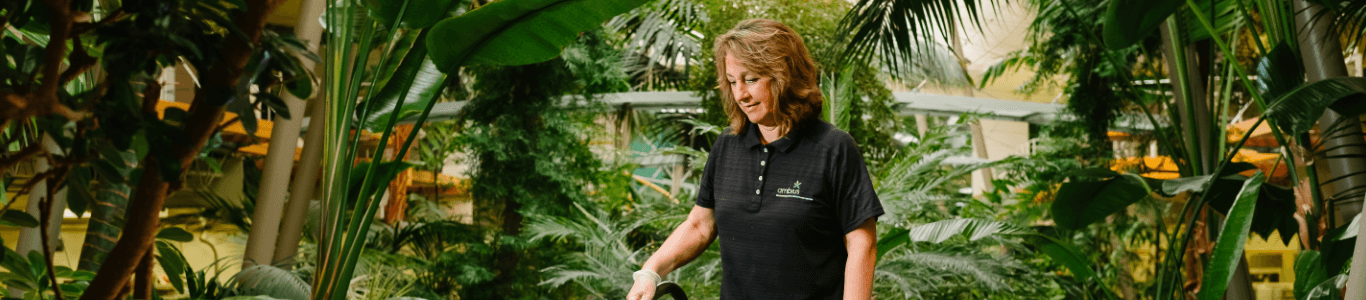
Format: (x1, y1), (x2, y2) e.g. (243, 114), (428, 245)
(1050, 172), (1150, 230)
(1102, 0), (1183, 50)
(1196, 172), (1262, 300)
(426, 0), (651, 71)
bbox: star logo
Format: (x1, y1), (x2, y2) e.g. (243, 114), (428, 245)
(793, 181), (801, 189)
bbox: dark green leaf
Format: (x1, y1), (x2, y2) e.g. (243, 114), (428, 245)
(155, 240), (188, 293)
(1051, 173), (1150, 230)
(1294, 250), (1327, 300)
(66, 166), (93, 217)
(427, 0), (650, 72)
(1304, 274), (1347, 300)
(284, 77), (314, 100)
(1103, 0), (1183, 50)
(1321, 226), (1356, 275)
(0, 244), (32, 280)
(348, 161), (418, 205)
(1256, 42), (1305, 101)
(1197, 171), (1262, 300)
(876, 227), (909, 261)
(93, 160), (127, 185)
(358, 37), (446, 131)
(1179, 0), (1243, 42)
(0, 211), (40, 228)
(54, 265), (72, 278)
(368, 0), (463, 29)
(203, 156), (223, 174)
(157, 227), (195, 242)
(69, 270), (96, 281)
(1158, 175), (1213, 197)
(256, 92), (291, 119)
(26, 251), (45, 280)
(1265, 77), (1366, 135)
(1332, 213), (1360, 241)
(1032, 234), (1119, 299)
(907, 218), (1026, 244)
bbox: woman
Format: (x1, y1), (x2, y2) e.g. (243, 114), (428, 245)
(628, 19), (883, 300)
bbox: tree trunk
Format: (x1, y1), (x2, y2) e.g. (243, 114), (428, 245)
(1293, 0), (1366, 228)
(133, 249), (154, 300)
(77, 1), (286, 298)
(492, 198), (524, 298)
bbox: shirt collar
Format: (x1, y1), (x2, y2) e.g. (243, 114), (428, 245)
(743, 120), (810, 153)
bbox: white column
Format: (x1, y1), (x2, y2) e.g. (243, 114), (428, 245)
(241, 0), (325, 268)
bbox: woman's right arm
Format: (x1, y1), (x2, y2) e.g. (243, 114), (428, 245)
(627, 205), (717, 300)
(644, 205), (718, 275)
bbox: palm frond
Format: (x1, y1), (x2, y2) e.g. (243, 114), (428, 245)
(229, 265), (312, 300)
(607, 0), (709, 90)
(836, 0), (998, 84)
(882, 251), (1013, 291)
(906, 218), (1027, 243)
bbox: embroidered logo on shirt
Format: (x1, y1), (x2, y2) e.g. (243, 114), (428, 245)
(776, 181), (813, 201)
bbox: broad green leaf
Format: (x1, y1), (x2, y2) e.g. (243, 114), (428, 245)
(1321, 224), (1357, 275)
(68, 270), (95, 281)
(1265, 77), (1366, 135)
(1180, 0), (1243, 42)
(1197, 171), (1262, 300)
(65, 166), (93, 217)
(1332, 213), (1360, 241)
(367, 0), (464, 29)
(1158, 175), (1213, 197)
(347, 161), (418, 205)
(426, 0), (650, 72)
(1294, 250), (1328, 300)
(1051, 173), (1150, 230)
(0, 210), (40, 228)
(1033, 234), (1119, 300)
(0, 244), (32, 280)
(285, 77), (313, 100)
(155, 240), (188, 293)
(1102, 0), (1184, 50)
(157, 227), (195, 242)
(876, 227), (909, 261)
(357, 34), (446, 131)
(1256, 42), (1304, 101)
(1305, 274), (1347, 300)
(907, 218), (1025, 244)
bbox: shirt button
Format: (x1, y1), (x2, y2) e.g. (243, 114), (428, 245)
(764, 148), (768, 153)
(759, 176), (763, 181)
(761, 161), (766, 166)
(755, 189), (761, 194)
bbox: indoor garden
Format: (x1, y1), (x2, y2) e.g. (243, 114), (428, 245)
(1, 0), (1366, 299)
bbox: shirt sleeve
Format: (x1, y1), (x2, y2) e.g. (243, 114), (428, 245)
(830, 133), (884, 234)
(695, 132), (727, 208)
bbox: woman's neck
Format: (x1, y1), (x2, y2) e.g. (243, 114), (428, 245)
(757, 123), (782, 145)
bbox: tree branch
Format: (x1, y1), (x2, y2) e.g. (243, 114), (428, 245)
(40, 164), (69, 300)
(70, 8), (127, 35)
(59, 38), (96, 86)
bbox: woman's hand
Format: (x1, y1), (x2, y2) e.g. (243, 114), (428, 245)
(627, 276), (656, 300)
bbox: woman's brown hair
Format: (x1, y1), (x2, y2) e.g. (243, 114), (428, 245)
(714, 19), (823, 137)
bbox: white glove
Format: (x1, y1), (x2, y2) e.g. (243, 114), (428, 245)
(627, 269), (661, 300)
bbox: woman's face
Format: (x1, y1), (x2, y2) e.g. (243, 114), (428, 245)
(724, 53), (775, 126)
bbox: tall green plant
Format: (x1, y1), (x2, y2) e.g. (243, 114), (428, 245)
(309, 0), (648, 299)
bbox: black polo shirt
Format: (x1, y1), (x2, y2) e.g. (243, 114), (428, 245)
(696, 119), (884, 300)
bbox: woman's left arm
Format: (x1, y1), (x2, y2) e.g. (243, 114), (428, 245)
(843, 216), (878, 300)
